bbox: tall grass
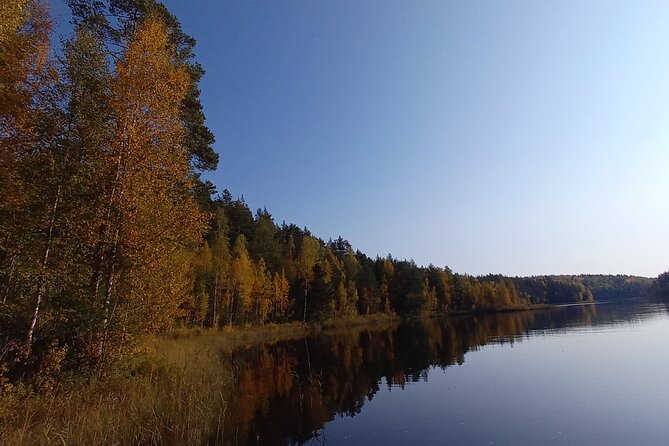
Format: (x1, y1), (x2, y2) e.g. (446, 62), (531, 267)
(0, 318), (400, 445)
(1, 336), (235, 445)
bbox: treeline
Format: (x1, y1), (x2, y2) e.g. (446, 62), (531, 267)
(563, 275), (653, 300)
(187, 192), (659, 330)
(507, 274), (653, 304)
(188, 191), (537, 329)
(651, 271), (669, 298)
(187, 192), (618, 331)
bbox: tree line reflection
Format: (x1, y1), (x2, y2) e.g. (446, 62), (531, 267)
(215, 301), (665, 445)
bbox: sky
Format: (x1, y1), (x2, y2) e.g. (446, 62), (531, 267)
(50, 0), (669, 277)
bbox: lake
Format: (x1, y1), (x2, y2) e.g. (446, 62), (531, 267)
(217, 300), (669, 445)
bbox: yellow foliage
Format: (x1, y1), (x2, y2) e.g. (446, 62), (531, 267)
(100, 15), (207, 358)
(0, 0), (52, 210)
(0, 0), (29, 46)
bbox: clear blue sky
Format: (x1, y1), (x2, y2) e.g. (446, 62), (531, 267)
(51, 0), (669, 277)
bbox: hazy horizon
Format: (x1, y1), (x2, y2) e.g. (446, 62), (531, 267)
(51, 0), (669, 277)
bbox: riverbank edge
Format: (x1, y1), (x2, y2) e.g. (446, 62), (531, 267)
(163, 302), (562, 351)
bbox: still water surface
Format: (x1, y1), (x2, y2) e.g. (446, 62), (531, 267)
(222, 300), (669, 445)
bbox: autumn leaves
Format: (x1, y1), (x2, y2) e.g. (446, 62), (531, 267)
(0, 1), (206, 380)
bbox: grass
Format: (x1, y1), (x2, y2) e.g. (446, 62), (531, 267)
(1, 337), (233, 445)
(318, 312), (400, 332)
(168, 320), (310, 348)
(0, 316), (396, 445)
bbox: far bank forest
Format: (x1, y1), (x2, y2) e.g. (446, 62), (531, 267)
(1, 0), (667, 385)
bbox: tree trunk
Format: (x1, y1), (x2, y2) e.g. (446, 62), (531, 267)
(99, 269), (116, 369)
(99, 224), (120, 369)
(96, 136), (126, 370)
(228, 289), (235, 326)
(302, 285), (308, 322)
(1, 256), (16, 305)
(25, 184), (62, 352)
(212, 275), (218, 328)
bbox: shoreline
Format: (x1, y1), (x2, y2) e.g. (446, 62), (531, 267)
(163, 302), (565, 351)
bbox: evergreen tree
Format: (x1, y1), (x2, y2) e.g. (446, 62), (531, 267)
(305, 263), (335, 322)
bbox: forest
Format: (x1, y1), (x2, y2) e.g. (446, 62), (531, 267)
(0, 0), (665, 388)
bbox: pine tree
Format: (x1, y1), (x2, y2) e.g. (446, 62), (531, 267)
(66, 0), (218, 173)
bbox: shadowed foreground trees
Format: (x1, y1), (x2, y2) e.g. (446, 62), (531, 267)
(0, 1), (208, 383)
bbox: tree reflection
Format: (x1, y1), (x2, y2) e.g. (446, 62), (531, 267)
(214, 301), (657, 445)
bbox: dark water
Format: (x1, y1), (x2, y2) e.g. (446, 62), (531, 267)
(221, 300), (669, 445)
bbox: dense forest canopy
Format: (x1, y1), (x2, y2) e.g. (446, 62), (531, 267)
(0, 0), (665, 385)
(185, 191), (658, 330)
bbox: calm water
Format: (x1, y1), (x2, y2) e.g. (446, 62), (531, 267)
(220, 300), (669, 445)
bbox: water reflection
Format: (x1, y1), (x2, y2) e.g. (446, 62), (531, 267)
(217, 300), (667, 445)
